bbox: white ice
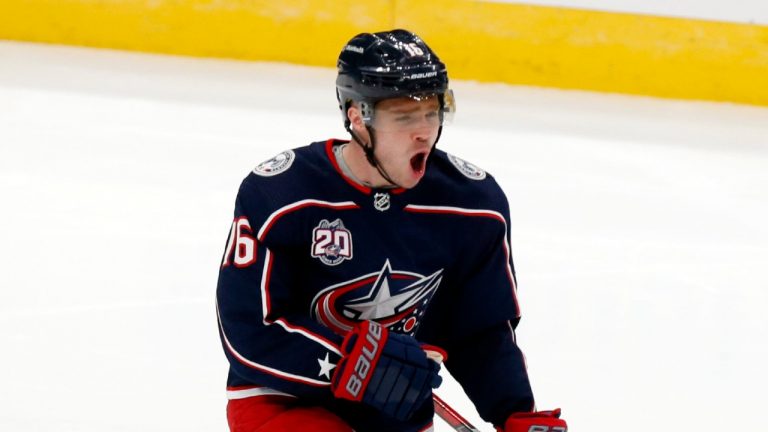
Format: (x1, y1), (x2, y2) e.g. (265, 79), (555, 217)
(1, 41), (767, 431)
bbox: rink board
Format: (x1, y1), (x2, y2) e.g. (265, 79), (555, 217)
(2, 1), (766, 104)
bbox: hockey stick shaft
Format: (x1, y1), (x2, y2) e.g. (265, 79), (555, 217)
(424, 350), (482, 432)
(433, 393), (482, 432)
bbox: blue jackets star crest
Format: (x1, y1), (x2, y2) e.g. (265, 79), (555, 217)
(312, 260), (443, 335)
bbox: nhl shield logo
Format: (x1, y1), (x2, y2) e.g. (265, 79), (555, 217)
(311, 260), (443, 336)
(311, 219), (353, 266)
(373, 192), (390, 211)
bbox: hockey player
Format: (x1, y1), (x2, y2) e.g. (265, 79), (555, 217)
(216, 29), (567, 432)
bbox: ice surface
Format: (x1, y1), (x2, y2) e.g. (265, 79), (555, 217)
(1, 41), (767, 431)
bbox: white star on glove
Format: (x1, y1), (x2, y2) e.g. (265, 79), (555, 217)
(317, 353), (336, 379)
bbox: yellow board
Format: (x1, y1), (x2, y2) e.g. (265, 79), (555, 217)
(1, 0), (767, 106)
(0, 0), (392, 66)
(400, 1), (768, 106)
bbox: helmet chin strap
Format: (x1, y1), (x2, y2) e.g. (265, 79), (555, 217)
(346, 123), (402, 189)
(343, 100), (445, 190)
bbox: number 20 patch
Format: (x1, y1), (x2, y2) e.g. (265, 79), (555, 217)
(311, 219), (353, 266)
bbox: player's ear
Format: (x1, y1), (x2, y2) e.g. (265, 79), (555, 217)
(347, 104), (365, 133)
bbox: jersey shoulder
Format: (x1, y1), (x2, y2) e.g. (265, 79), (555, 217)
(424, 149), (509, 212)
(235, 141), (332, 222)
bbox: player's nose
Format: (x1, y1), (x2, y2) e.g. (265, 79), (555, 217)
(411, 127), (431, 143)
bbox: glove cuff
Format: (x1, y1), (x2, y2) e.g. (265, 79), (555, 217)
(499, 408), (567, 432)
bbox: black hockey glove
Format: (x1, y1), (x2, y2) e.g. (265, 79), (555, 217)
(331, 320), (442, 421)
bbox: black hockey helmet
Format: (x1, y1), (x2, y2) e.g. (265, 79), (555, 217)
(336, 29), (455, 129)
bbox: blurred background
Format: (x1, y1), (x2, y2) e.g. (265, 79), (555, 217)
(1, 1), (767, 431)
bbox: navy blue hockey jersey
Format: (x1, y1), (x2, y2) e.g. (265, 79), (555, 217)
(216, 139), (535, 431)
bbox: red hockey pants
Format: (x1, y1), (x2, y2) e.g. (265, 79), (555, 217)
(227, 395), (353, 432)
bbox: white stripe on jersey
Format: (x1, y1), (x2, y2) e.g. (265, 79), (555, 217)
(259, 247), (341, 354)
(260, 248), (272, 321)
(216, 299), (332, 387)
(226, 386), (296, 400)
(257, 199), (358, 241)
(404, 204), (505, 221)
(404, 204), (519, 317)
(273, 318), (341, 355)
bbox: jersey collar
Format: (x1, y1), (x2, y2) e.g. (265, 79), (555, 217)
(324, 139), (406, 195)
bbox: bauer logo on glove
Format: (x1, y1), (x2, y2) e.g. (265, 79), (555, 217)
(340, 320), (384, 398)
(331, 320), (443, 421)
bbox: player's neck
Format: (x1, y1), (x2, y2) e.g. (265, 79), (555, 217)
(342, 139), (393, 189)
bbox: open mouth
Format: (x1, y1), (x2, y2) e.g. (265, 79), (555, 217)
(410, 152), (427, 174)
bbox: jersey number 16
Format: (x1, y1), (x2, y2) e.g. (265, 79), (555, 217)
(221, 217), (256, 268)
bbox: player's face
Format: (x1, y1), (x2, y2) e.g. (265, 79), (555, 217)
(370, 96), (441, 188)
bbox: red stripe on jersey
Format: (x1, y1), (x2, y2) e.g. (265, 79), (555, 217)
(324, 139), (406, 195)
(260, 249), (341, 353)
(257, 199), (359, 242)
(274, 318), (341, 354)
(403, 204), (506, 223)
(403, 204), (520, 318)
(216, 300), (331, 387)
(325, 139), (371, 194)
(260, 248), (274, 320)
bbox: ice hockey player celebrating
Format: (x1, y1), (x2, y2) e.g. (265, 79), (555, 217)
(216, 29), (567, 432)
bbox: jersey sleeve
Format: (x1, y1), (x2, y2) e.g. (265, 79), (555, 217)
(216, 177), (344, 400)
(444, 323), (535, 427)
(437, 188), (535, 425)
